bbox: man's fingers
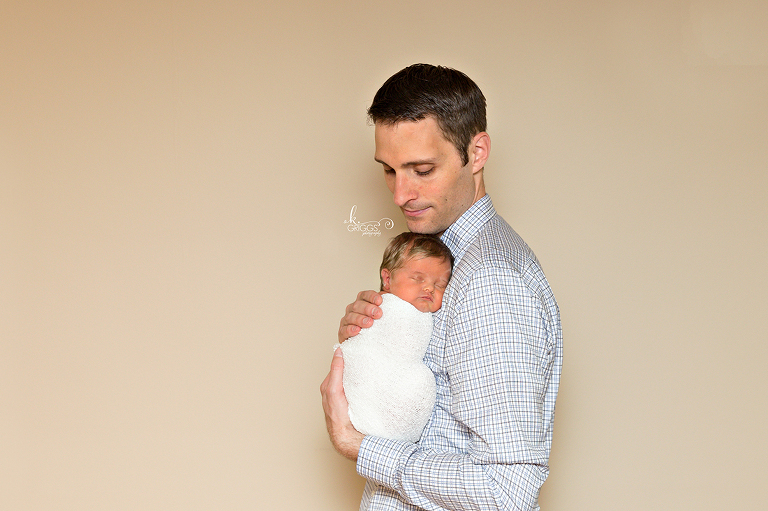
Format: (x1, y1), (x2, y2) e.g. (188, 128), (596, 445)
(357, 289), (384, 307)
(338, 324), (361, 343)
(357, 290), (383, 319)
(344, 300), (381, 320)
(345, 291), (383, 318)
(341, 311), (373, 329)
(338, 290), (384, 343)
(338, 311), (374, 343)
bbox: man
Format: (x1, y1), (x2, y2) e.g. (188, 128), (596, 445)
(321, 64), (562, 511)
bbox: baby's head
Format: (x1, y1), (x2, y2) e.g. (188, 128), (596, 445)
(379, 232), (453, 313)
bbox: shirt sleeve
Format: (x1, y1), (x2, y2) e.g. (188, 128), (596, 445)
(357, 262), (559, 511)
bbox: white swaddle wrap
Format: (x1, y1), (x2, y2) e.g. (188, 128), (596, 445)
(337, 293), (436, 442)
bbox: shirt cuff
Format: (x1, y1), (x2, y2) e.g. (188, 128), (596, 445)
(356, 435), (418, 488)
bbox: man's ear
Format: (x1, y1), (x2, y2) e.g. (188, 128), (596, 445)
(381, 268), (392, 291)
(469, 132), (490, 174)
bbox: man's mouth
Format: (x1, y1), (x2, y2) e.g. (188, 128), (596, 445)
(403, 206), (429, 217)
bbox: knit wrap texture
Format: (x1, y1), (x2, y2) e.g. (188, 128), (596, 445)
(338, 293), (437, 442)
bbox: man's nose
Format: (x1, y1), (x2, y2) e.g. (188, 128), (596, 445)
(392, 173), (417, 207)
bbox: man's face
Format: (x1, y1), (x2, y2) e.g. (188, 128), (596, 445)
(381, 256), (452, 313)
(374, 117), (480, 235)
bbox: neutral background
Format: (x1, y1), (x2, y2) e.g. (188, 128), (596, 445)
(2, 1), (766, 510)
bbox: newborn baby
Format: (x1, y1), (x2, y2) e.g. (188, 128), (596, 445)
(337, 232), (453, 442)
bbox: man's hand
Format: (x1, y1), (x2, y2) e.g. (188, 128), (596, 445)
(320, 348), (364, 460)
(338, 290), (383, 343)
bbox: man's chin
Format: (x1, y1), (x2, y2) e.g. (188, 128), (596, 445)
(405, 218), (439, 235)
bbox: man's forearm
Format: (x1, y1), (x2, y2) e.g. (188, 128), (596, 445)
(331, 425), (364, 461)
(358, 436), (547, 510)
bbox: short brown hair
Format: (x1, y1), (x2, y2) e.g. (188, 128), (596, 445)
(367, 64), (487, 166)
(379, 232), (454, 291)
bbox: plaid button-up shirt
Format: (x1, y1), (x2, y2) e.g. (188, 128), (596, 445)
(357, 195), (563, 511)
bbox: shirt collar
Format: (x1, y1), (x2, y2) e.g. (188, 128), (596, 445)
(440, 194), (495, 263)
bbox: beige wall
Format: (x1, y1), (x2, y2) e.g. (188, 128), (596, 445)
(2, 1), (766, 509)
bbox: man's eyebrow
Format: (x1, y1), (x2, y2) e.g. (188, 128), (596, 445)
(374, 158), (437, 168)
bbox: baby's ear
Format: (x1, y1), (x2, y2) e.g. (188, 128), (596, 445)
(380, 268), (392, 291)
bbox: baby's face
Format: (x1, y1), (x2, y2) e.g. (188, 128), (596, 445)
(381, 256), (452, 313)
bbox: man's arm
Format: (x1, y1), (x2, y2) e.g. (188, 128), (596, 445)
(320, 348), (364, 460)
(356, 264), (562, 510)
(358, 438), (549, 510)
(321, 290), (384, 459)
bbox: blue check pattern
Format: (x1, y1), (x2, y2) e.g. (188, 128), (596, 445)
(357, 195), (563, 511)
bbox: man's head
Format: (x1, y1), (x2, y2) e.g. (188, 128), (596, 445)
(368, 64), (487, 166)
(379, 232), (453, 313)
(368, 64), (491, 235)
